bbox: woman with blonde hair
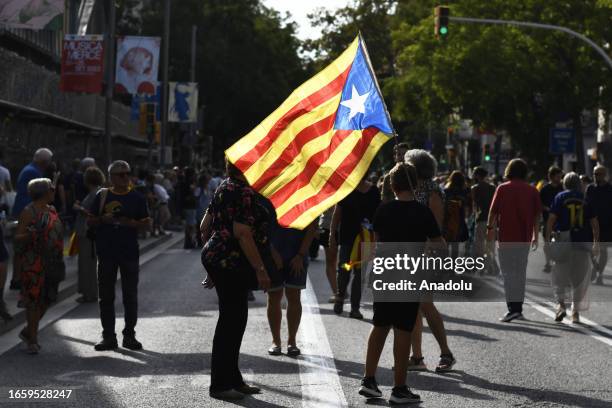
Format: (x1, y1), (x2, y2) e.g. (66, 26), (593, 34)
(15, 178), (64, 354)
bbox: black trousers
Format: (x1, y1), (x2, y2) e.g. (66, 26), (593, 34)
(98, 256), (139, 338)
(210, 270), (249, 393)
(337, 243), (361, 311)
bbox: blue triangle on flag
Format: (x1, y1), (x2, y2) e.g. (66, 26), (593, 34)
(333, 41), (393, 134)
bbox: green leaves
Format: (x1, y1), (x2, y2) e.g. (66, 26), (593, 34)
(124, 0), (307, 162)
(309, 0), (611, 172)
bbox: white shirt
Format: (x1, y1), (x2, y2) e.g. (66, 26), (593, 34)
(153, 183), (170, 203)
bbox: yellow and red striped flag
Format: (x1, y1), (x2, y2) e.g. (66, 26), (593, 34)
(226, 35), (393, 229)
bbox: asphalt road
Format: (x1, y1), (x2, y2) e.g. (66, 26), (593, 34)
(0, 241), (611, 408)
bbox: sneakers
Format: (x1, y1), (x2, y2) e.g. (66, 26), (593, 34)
(349, 310), (363, 320)
(554, 305), (567, 322)
(122, 336), (143, 350)
(287, 345), (301, 357)
(268, 345), (282, 356)
(389, 385), (421, 404)
(499, 311), (523, 322)
(571, 310), (580, 323)
(358, 377), (382, 398)
(94, 337), (118, 351)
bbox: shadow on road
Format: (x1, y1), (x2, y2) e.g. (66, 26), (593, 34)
(428, 370), (612, 408)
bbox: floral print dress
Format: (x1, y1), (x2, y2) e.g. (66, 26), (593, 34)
(18, 205), (64, 307)
(201, 177), (276, 280)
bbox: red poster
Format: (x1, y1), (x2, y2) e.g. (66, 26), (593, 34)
(60, 34), (105, 94)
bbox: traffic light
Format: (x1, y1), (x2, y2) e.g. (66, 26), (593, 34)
(434, 6), (450, 38)
(140, 102), (157, 143)
(483, 144), (491, 161)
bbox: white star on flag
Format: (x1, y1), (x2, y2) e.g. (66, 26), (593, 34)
(340, 85), (370, 120)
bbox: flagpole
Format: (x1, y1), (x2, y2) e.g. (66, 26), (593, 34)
(358, 33), (416, 197)
(357, 32), (399, 147)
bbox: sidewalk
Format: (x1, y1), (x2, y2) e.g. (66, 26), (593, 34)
(0, 232), (176, 335)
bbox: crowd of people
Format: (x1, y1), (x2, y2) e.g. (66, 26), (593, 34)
(0, 147), (223, 352)
(0, 143), (609, 404)
(198, 144), (608, 404)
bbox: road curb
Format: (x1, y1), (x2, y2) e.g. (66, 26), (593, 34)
(0, 233), (177, 336)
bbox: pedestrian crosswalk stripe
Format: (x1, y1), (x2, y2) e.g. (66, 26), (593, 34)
(298, 274), (348, 407)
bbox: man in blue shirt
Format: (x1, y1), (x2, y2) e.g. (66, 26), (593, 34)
(12, 148), (53, 217)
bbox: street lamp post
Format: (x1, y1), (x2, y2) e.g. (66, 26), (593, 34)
(160, 0), (171, 169)
(103, 1), (116, 169)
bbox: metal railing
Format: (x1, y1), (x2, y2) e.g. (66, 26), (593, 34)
(0, 26), (63, 59)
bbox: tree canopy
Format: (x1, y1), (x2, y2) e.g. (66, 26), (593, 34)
(117, 0), (308, 165)
(307, 0), (612, 173)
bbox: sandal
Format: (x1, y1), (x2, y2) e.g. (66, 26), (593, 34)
(268, 345), (282, 356)
(407, 356), (428, 371)
(435, 354), (456, 373)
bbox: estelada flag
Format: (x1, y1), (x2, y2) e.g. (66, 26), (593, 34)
(226, 35), (393, 229)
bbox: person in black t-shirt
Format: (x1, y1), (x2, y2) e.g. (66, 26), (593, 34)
(359, 163), (443, 404)
(585, 165), (612, 285)
(540, 166), (563, 272)
(329, 176), (380, 319)
(88, 161), (151, 352)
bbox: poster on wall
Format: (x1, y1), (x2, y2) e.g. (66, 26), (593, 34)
(0, 0), (64, 30)
(168, 82), (198, 123)
(60, 34), (105, 94)
(115, 36), (160, 95)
